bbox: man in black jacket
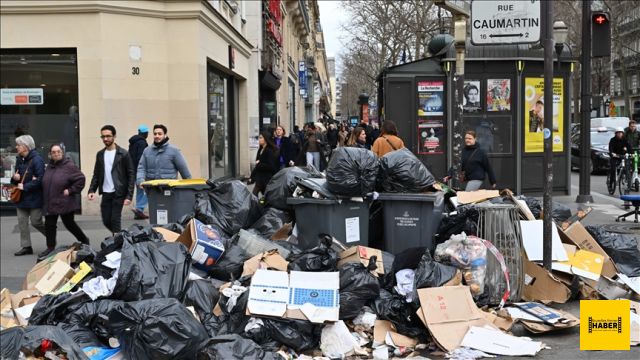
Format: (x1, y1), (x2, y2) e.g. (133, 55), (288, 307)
(88, 125), (135, 233)
(128, 125), (149, 219)
(608, 127), (631, 186)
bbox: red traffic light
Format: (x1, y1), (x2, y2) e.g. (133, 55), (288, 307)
(592, 13), (609, 25)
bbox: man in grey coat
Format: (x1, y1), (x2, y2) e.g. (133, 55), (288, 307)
(136, 124), (191, 187)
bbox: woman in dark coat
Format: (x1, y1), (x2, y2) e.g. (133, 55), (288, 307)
(250, 131), (279, 196)
(40, 144), (90, 258)
(460, 130), (497, 191)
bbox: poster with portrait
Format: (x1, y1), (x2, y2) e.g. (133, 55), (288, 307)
(486, 79), (511, 111)
(417, 81), (444, 116)
(417, 119), (444, 154)
(524, 77), (564, 153)
(463, 80), (481, 113)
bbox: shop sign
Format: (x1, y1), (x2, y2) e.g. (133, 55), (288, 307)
(299, 61), (307, 98)
(1, 88), (44, 105)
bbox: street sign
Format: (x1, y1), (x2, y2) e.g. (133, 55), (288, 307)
(434, 0), (471, 17)
(471, 0), (541, 45)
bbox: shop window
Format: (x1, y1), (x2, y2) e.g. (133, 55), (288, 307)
(207, 65), (235, 179)
(0, 49), (79, 204)
(288, 79), (296, 131)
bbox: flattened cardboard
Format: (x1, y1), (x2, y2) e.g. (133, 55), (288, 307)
(501, 189), (535, 220)
(592, 276), (634, 300)
(10, 289), (41, 309)
(34, 260), (75, 295)
(23, 247), (74, 290)
(373, 320), (418, 348)
(558, 207), (593, 230)
(0, 288), (19, 329)
(456, 190), (500, 205)
(631, 301), (640, 345)
(519, 308), (580, 334)
(520, 220), (568, 262)
(559, 221), (618, 278)
(153, 227), (180, 242)
(552, 244), (604, 281)
(460, 326), (543, 356)
(241, 250), (289, 278)
(247, 269), (340, 323)
(337, 246), (384, 276)
(522, 260), (571, 303)
(417, 286), (497, 352)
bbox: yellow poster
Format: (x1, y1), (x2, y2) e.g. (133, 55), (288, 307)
(524, 78), (564, 153)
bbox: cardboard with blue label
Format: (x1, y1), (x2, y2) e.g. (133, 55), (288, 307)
(247, 269), (339, 323)
(175, 218), (226, 271)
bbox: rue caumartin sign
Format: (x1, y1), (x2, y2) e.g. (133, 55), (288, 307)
(471, 0), (541, 45)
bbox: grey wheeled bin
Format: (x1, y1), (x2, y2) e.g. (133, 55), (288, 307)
(377, 192), (444, 254)
(287, 197), (369, 250)
(142, 179), (209, 225)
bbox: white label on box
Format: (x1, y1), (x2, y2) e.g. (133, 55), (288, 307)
(156, 210), (168, 225)
(192, 244), (207, 265)
(345, 217), (360, 243)
(163, 190), (171, 196)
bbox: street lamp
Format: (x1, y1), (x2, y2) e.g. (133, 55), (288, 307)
(553, 21), (569, 61)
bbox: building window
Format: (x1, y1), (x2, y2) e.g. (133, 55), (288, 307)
(0, 49), (80, 205)
(288, 79), (296, 131)
(207, 64), (235, 179)
(632, 74), (638, 94)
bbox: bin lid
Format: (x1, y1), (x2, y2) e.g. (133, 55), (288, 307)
(376, 192), (443, 201)
(141, 178), (208, 188)
(287, 197), (364, 205)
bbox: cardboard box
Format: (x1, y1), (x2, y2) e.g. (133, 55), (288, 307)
(552, 244), (604, 281)
(456, 190), (500, 205)
(153, 227), (180, 242)
(373, 320), (418, 348)
(558, 207), (593, 230)
(53, 262), (92, 295)
(559, 221), (618, 278)
(176, 219), (225, 271)
(23, 247), (75, 290)
(10, 289), (41, 309)
(34, 260), (75, 295)
(241, 250), (289, 277)
(0, 288), (19, 329)
(247, 269), (339, 323)
(416, 286), (498, 352)
(522, 260), (571, 303)
(337, 246), (384, 276)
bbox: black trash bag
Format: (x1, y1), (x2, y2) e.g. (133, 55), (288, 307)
(99, 224), (163, 251)
(378, 148), (436, 193)
(381, 247), (427, 291)
(156, 222), (185, 234)
(110, 240), (191, 301)
(287, 234), (338, 272)
(108, 298), (208, 360)
(202, 287), (250, 337)
(551, 202), (572, 223)
(72, 243), (97, 267)
(587, 225), (640, 277)
(65, 299), (125, 344)
(1, 325), (89, 360)
(182, 279), (221, 320)
(339, 257), (381, 320)
(29, 291), (93, 326)
(435, 205), (479, 244)
(414, 249), (459, 289)
(372, 289), (425, 339)
(177, 213), (194, 227)
(58, 323), (103, 348)
(264, 165), (323, 211)
(244, 318), (322, 353)
(205, 234), (251, 281)
(194, 180), (264, 236)
(517, 195), (541, 219)
(196, 334), (279, 360)
(249, 207), (293, 239)
(326, 147), (379, 197)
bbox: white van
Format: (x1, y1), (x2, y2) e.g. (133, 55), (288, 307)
(590, 117), (630, 130)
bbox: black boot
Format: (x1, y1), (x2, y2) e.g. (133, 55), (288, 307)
(38, 247), (55, 260)
(14, 247), (33, 256)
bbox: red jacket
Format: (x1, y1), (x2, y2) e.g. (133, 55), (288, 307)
(42, 158), (86, 215)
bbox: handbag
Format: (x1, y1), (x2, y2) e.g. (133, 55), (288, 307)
(10, 160), (31, 203)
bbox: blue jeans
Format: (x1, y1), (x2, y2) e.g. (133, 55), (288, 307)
(306, 152), (320, 170)
(465, 180), (484, 191)
(135, 187), (148, 212)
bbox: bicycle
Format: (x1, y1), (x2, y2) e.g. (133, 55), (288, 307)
(607, 154), (631, 195)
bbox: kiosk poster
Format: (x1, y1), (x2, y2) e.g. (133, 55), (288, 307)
(417, 81), (444, 116)
(486, 79), (511, 111)
(463, 80), (481, 113)
(524, 77), (564, 153)
(418, 119), (444, 154)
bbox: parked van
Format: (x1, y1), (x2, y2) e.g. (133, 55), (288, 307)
(590, 117), (630, 130)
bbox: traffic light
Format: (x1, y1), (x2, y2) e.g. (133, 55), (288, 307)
(591, 11), (611, 58)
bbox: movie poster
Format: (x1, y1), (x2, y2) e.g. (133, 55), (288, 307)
(417, 81), (444, 116)
(463, 80), (481, 113)
(486, 79), (511, 111)
(417, 119), (444, 154)
(524, 77), (564, 153)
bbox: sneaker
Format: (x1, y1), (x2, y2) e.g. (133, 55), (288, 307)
(14, 247), (33, 256)
(37, 247), (55, 259)
(132, 208), (149, 220)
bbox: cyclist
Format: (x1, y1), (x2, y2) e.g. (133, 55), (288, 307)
(609, 127), (631, 186)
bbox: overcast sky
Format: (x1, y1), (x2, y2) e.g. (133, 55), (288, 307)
(317, 0), (347, 75)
